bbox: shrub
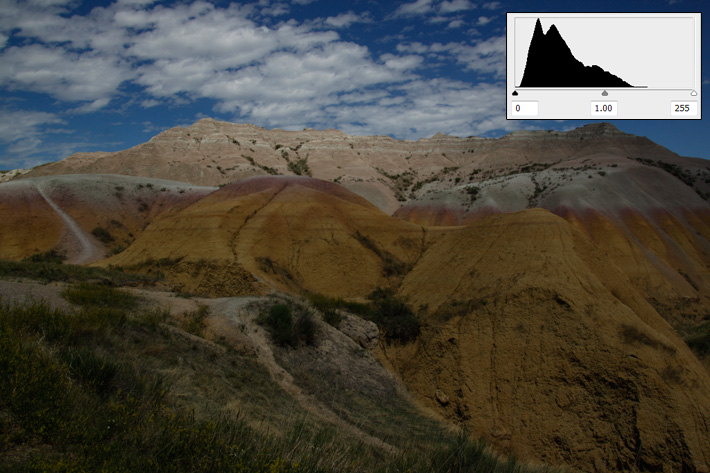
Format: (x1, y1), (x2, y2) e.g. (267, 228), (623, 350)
(261, 303), (295, 346)
(294, 308), (317, 345)
(91, 226), (115, 243)
(368, 288), (420, 344)
(259, 302), (317, 347)
(287, 158), (312, 176)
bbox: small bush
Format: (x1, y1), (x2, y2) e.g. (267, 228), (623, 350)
(261, 303), (295, 346)
(287, 158), (312, 176)
(259, 302), (317, 347)
(294, 309), (317, 345)
(368, 288), (420, 344)
(91, 226), (114, 244)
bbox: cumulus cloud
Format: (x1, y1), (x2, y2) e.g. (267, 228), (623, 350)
(0, 110), (66, 167)
(397, 36), (506, 77)
(477, 16), (493, 26)
(439, 0), (475, 13)
(482, 1), (501, 9)
(393, 0), (436, 17)
(323, 11), (372, 28)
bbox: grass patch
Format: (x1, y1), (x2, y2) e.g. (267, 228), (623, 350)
(0, 258), (160, 286)
(22, 249), (66, 264)
(0, 299), (563, 473)
(62, 283), (140, 310)
(181, 304), (210, 337)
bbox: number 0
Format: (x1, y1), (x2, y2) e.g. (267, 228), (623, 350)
(515, 104), (520, 112)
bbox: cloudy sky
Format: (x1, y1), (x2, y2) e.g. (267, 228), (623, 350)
(0, 0), (707, 169)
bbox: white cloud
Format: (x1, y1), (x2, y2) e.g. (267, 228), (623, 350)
(477, 16), (493, 26)
(323, 12), (372, 28)
(0, 110), (66, 166)
(0, 44), (130, 102)
(330, 79), (508, 139)
(396, 36), (505, 77)
(381, 53), (424, 71)
(393, 0), (436, 17)
(482, 1), (501, 9)
(439, 0), (475, 13)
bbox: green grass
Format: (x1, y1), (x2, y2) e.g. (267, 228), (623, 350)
(0, 298), (564, 473)
(0, 258), (160, 286)
(62, 282), (140, 309)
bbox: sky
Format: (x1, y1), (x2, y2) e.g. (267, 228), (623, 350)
(0, 0), (707, 170)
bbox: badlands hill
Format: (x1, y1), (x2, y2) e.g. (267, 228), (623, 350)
(2, 120), (710, 472)
(13, 119), (710, 332)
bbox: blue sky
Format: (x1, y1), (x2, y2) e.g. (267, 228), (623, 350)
(0, 0), (707, 170)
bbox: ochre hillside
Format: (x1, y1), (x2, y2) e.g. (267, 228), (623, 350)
(104, 176), (431, 297)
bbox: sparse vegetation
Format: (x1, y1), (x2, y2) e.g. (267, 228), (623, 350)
(287, 157), (312, 176)
(682, 321), (710, 359)
(23, 249), (66, 264)
(353, 231), (411, 277)
(368, 287), (420, 343)
(181, 304), (210, 336)
(465, 185), (479, 202)
(0, 259), (159, 286)
(91, 225), (115, 243)
(62, 282), (140, 310)
(0, 288), (562, 473)
(259, 301), (317, 347)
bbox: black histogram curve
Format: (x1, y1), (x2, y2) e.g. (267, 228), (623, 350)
(520, 18), (633, 88)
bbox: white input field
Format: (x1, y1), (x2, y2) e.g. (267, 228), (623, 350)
(511, 101), (539, 116)
(590, 101), (618, 116)
(670, 101), (698, 116)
